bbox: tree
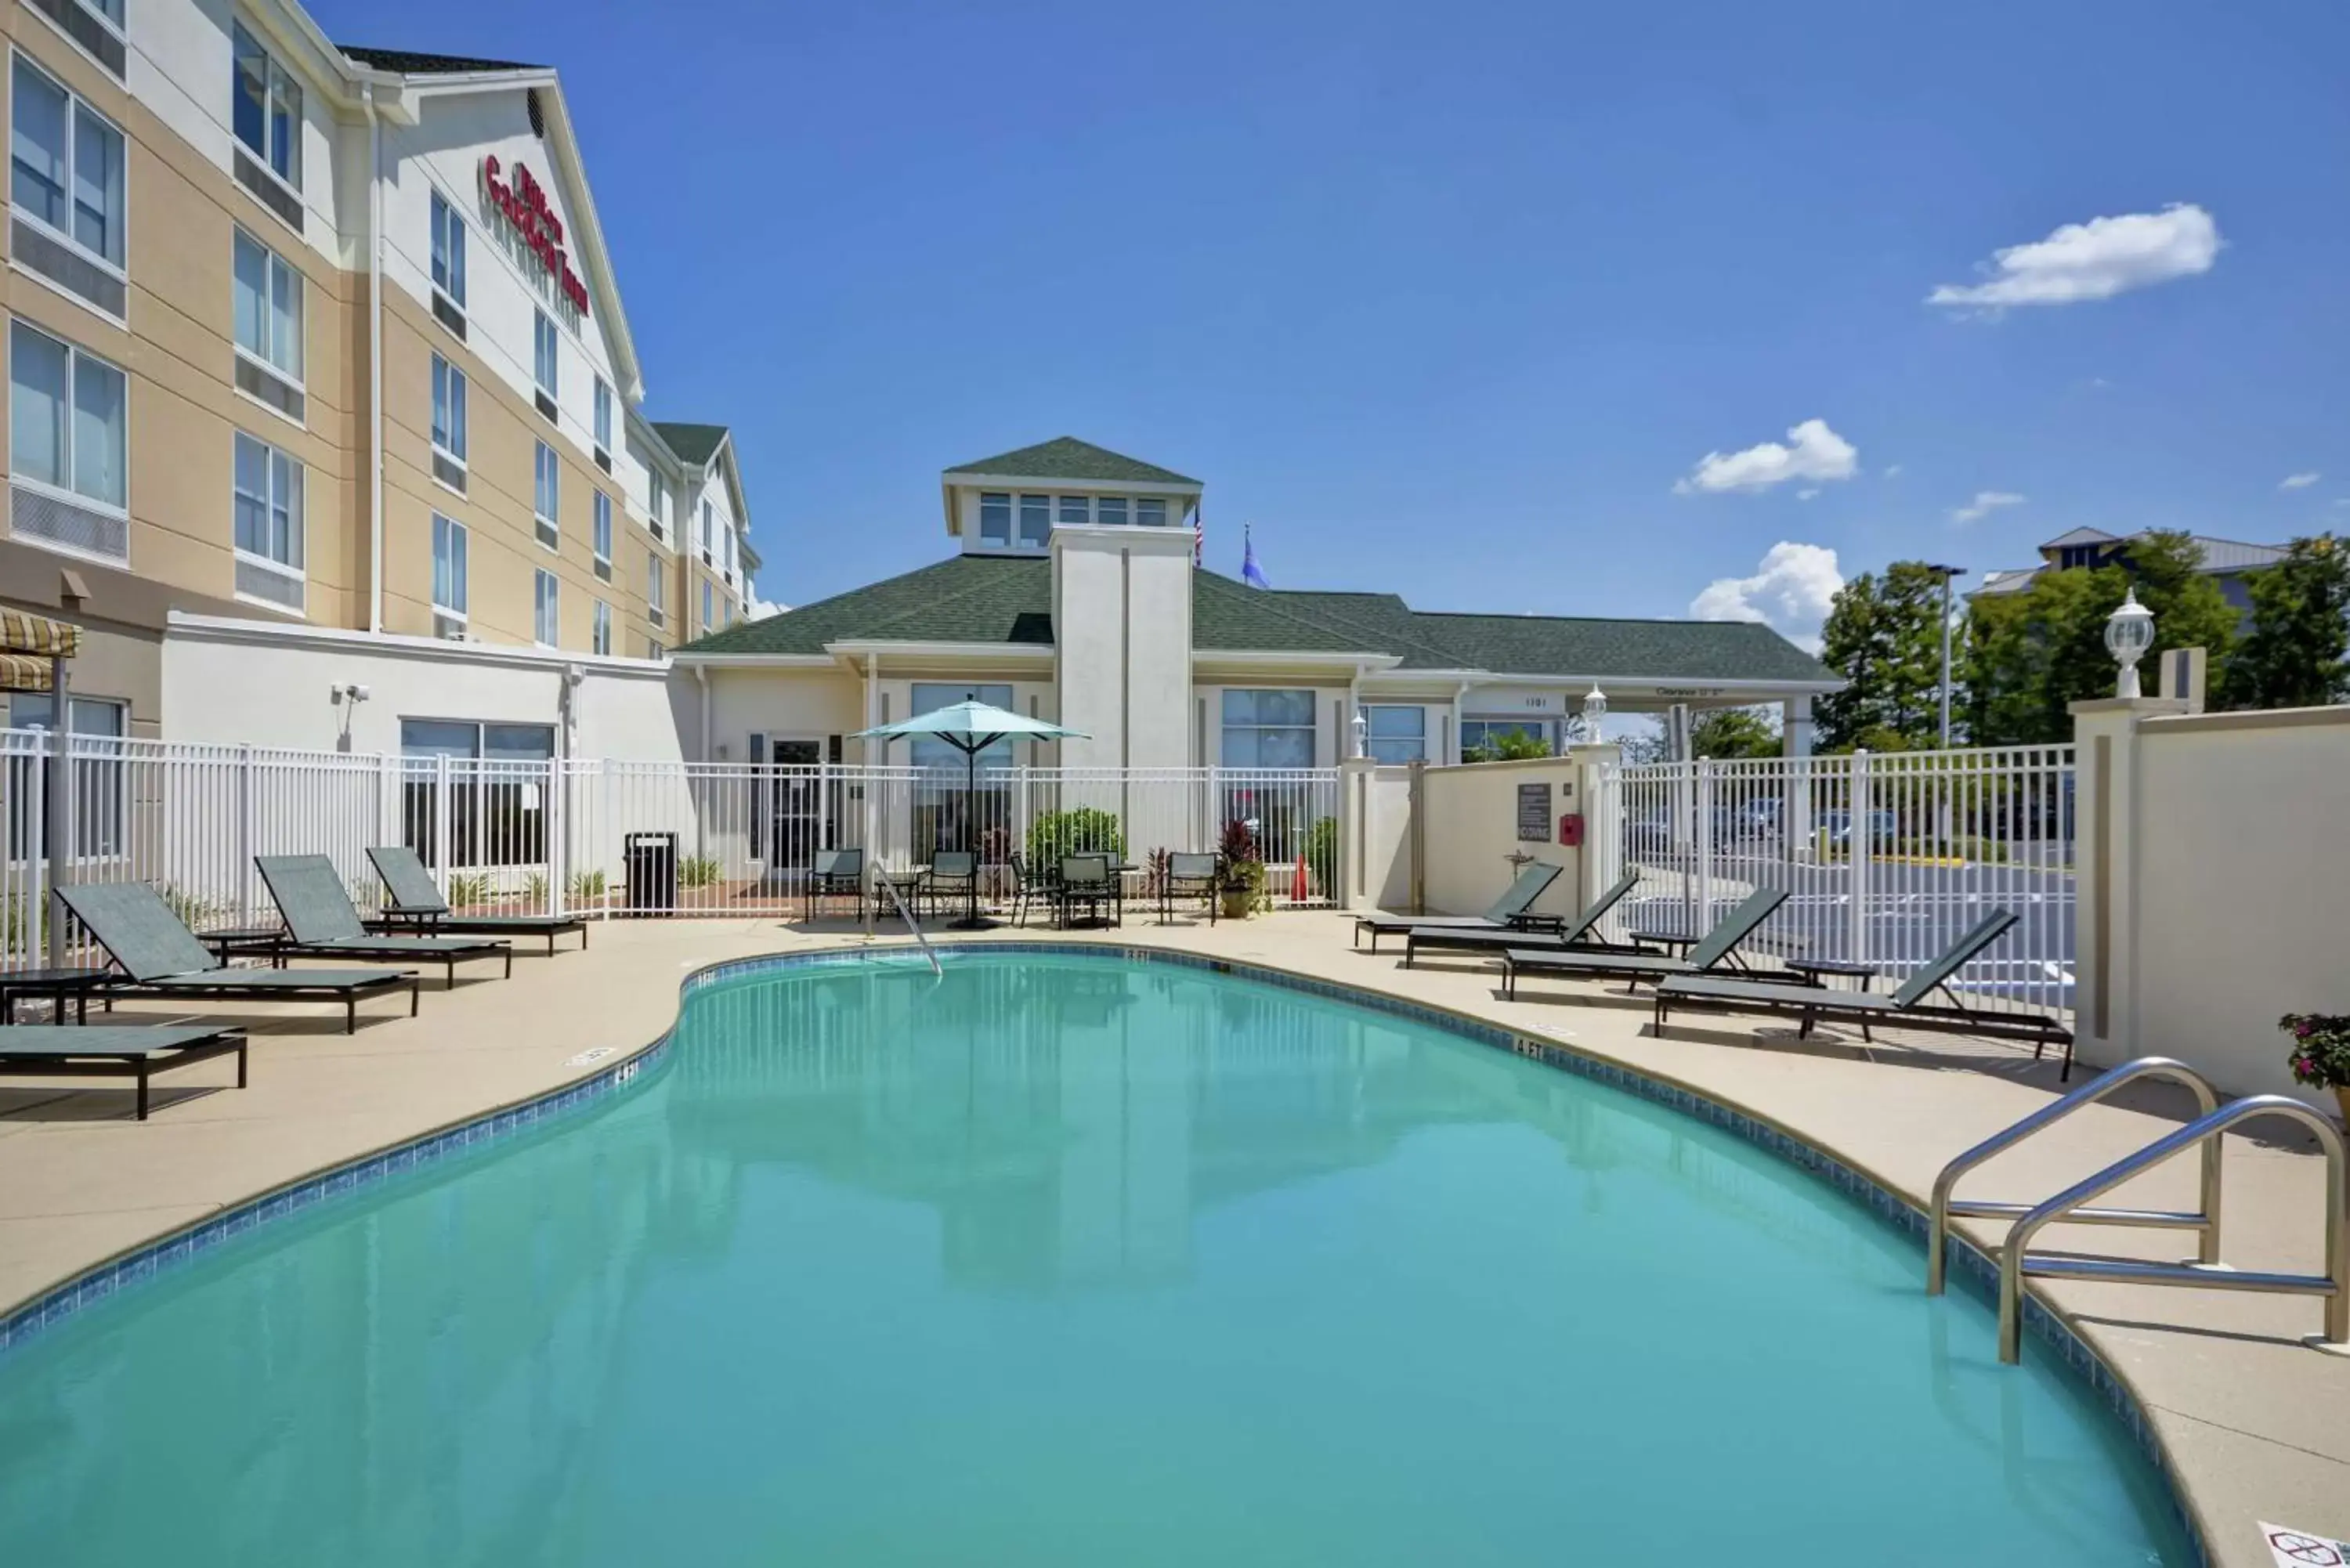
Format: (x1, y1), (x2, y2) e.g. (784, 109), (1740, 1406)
(1689, 706), (1782, 759)
(1814, 562), (1950, 751)
(2218, 535), (2350, 710)
(1963, 530), (2240, 745)
(1463, 728), (1551, 763)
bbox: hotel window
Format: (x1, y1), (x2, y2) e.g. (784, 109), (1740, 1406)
(7, 692), (125, 859)
(1220, 689), (1314, 769)
(592, 598), (612, 656)
(1461, 720), (1552, 759)
(1057, 495), (1087, 529)
(432, 514), (467, 635)
(593, 491), (613, 578)
(1136, 497), (1167, 527)
(532, 309), (558, 418)
(534, 569), (559, 648)
(428, 188), (466, 336)
(1018, 494), (1049, 548)
(592, 377), (612, 469)
(229, 21), (302, 230)
(646, 638), (663, 659)
(646, 547), (666, 627)
(1363, 706), (1426, 764)
(722, 523), (736, 581)
(699, 499), (713, 564)
(398, 720), (553, 869)
(647, 473), (667, 542)
(701, 579), (713, 632)
(231, 228), (304, 421)
(34, 0), (126, 79)
(1096, 496), (1128, 527)
(430, 355), (467, 491)
(978, 493), (1010, 547)
(10, 55), (128, 317)
(533, 442), (559, 548)
(231, 430), (303, 611)
(9, 319), (128, 562)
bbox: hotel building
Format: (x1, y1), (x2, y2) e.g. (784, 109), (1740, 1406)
(0, 0), (757, 757)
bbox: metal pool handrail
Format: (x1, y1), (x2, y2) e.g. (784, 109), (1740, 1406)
(1997, 1094), (2347, 1364)
(1929, 1057), (2221, 1296)
(875, 871), (942, 978)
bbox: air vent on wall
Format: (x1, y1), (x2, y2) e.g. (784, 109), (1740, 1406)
(526, 89), (546, 138)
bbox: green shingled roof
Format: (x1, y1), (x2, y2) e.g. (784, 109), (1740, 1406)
(678, 555), (1834, 683)
(944, 437), (1198, 486)
(653, 422), (729, 467)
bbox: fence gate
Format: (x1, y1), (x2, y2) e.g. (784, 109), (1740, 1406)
(1588, 745), (2077, 1018)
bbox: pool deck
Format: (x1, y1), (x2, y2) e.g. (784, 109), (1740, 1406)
(2, 910), (2343, 1563)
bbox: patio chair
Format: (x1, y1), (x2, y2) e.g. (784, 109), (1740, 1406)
(1355, 860), (1564, 952)
(804, 847), (866, 922)
(1057, 854), (1119, 928)
(1500, 887), (1795, 1000)
(0, 1023), (246, 1120)
(365, 846), (589, 953)
(1008, 853), (1059, 929)
(1651, 909), (2077, 1078)
(57, 882), (418, 1034)
(925, 851), (979, 921)
(1400, 872), (1643, 966)
(1161, 852), (1220, 925)
(257, 856), (512, 987)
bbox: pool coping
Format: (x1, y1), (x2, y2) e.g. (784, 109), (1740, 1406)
(0, 938), (2211, 1563)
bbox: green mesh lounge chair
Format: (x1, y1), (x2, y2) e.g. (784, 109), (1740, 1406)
(0, 1023), (246, 1120)
(58, 882), (418, 1034)
(1354, 860), (1565, 953)
(1400, 871), (1643, 966)
(366, 846), (590, 953)
(258, 856), (512, 987)
(804, 848), (865, 923)
(1500, 887), (1793, 1000)
(1652, 909), (2076, 1078)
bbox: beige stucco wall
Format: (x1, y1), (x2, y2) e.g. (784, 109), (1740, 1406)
(2125, 707), (2350, 1100)
(1416, 756), (1587, 919)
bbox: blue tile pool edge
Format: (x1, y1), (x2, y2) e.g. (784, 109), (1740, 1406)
(0, 938), (2211, 1564)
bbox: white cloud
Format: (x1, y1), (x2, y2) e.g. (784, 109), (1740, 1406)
(1796, 488), (1820, 501)
(1882, 464), (1903, 479)
(1690, 542), (1844, 653)
(1929, 203), (2220, 309)
(1950, 490), (2026, 524)
(2280, 471), (2320, 490)
(1674, 418), (1859, 495)
(743, 589), (789, 620)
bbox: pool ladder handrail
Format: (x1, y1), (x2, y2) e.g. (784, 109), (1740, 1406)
(1929, 1057), (2222, 1298)
(874, 870), (942, 979)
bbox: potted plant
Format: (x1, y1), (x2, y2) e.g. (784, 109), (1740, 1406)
(1217, 819), (1264, 920)
(2281, 1013), (2350, 1125)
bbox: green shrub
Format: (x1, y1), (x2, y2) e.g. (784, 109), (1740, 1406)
(569, 868), (609, 901)
(446, 872), (493, 908)
(1027, 808), (1125, 869)
(157, 882), (220, 929)
(678, 855), (723, 890)
(1305, 815), (1339, 895)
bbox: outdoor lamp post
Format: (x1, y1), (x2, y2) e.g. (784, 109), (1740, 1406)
(2105, 588), (2156, 698)
(1579, 685), (1607, 744)
(1350, 708), (1368, 760)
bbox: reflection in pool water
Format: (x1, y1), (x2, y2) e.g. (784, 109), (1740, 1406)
(0, 952), (2189, 1566)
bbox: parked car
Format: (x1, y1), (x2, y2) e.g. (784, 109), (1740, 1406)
(1816, 809), (1898, 847)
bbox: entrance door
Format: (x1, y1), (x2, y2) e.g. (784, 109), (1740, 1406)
(766, 740), (824, 876)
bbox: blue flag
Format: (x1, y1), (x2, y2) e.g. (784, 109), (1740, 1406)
(1242, 525), (1271, 589)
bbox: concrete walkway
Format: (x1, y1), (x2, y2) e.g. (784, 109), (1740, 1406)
(1, 910), (2343, 1563)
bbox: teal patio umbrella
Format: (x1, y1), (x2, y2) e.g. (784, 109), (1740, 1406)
(854, 698), (1090, 929)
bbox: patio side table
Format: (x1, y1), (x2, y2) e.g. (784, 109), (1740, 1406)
(0, 966), (113, 1024)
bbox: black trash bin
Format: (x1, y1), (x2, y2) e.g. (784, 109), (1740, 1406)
(625, 831), (678, 916)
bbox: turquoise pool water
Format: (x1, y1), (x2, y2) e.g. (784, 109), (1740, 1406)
(0, 951), (2189, 1566)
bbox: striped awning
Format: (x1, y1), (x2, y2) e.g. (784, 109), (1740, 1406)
(0, 607), (81, 692)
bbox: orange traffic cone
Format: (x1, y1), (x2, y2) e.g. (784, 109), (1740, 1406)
(1292, 853), (1308, 902)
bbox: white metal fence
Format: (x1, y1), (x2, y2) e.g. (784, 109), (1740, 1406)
(1585, 746), (2077, 1017)
(0, 732), (1343, 961)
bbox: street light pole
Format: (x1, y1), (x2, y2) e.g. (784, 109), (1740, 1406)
(1925, 564), (1965, 748)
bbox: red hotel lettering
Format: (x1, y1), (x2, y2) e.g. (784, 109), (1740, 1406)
(479, 156), (591, 318)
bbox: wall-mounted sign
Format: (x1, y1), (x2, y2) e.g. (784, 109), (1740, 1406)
(480, 156), (590, 318)
(1654, 688), (1726, 699)
(1524, 695), (1550, 710)
(1516, 782), (1551, 843)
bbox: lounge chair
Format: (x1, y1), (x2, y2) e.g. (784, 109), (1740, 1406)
(1500, 887), (1793, 1000)
(0, 1023), (246, 1120)
(57, 882), (418, 1034)
(804, 847), (865, 922)
(1651, 909), (2077, 1078)
(258, 856), (512, 987)
(1355, 860), (1564, 952)
(366, 845), (591, 953)
(1401, 872), (1643, 967)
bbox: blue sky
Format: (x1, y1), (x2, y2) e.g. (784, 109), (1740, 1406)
(316, 0), (2350, 645)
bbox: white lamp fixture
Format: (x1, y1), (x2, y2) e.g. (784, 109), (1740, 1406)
(1350, 708), (1368, 760)
(1579, 684), (1607, 743)
(2104, 589), (2156, 698)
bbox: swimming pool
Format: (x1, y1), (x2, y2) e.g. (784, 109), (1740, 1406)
(0, 948), (2191, 1566)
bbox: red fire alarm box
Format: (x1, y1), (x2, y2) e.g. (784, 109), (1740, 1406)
(1558, 813), (1584, 848)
